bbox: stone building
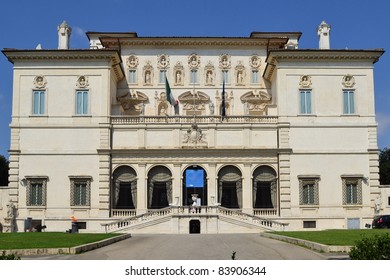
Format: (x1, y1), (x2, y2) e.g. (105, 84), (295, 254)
(0, 20), (386, 233)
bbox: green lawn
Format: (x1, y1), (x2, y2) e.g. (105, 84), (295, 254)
(270, 229), (390, 246)
(0, 232), (119, 250)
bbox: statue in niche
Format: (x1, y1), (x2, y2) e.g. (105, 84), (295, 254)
(158, 92), (169, 115)
(209, 102), (215, 115)
(237, 71), (244, 84)
(7, 200), (15, 219)
(176, 71), (182, 84)
(145, 71), (151, 84)
(206, 70), (213, 84)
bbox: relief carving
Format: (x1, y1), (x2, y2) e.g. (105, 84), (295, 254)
(126, 55), (139, 68)
(33, 75), (47, 89)
(204, 61), (215, 86)
(143, 62), (154, 85)
(249, 55), (261, 69)
(117, 90), (148, 115)
(342, 74), (355, 88)
(182, 123), (207, 146)
(76, 75), (89, 88)
(157, 54), (169, 69)
(173, 62), (184, 86)
(178, 91), (210, 116)
(240, 90), (272, 115)
(235, 62), (246, 86)
(188, 54), (201, 70)
(219, 54), (231, 69)
(299, 75), (312, 88)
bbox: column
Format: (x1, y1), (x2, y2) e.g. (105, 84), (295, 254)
(208, 163), (217, 205)
(242, 163), (252, 214)
(137, 164), (147, 215)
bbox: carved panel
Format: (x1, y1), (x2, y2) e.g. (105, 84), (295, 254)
(155, 92), (170, 116)
(178, 91), (210, 116)
(342, 74), (355, 88)
(219, 54), (231, 69)
(117, 90), (148, 115)
(76, 76), (89, 88)
(182, 123), (207, 147)
(240, 90), (272, 115)
(157, 54), (169, 69)
(33, 75), (47, 89)
(299, 75), (312, 88)
(249, 55), (261, 69)
(216, 90), (233, 115)
(188, 53), (200, 70)
(126, 55), (139, 69)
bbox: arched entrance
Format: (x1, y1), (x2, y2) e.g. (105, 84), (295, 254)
(148, 166), (172, 209)
(112, 166), (137, 210)
(182, 166), (207, 206)
(218, 166), (242, 208)
(253, 166), (277, 209)
(189, 220), (201, 234)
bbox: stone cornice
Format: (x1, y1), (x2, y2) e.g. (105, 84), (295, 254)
(2, 49), (125, 81)
(263, 49), (385, 81)
(99, 36), (289, 48)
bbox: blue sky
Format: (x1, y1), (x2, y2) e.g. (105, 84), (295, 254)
(0, 0), (389, 158)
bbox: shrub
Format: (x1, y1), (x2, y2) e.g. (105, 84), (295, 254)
(349, 233), (390, 260)
(0, 251), (20, 260)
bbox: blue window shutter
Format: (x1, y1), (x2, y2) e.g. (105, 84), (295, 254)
(306, 91), (312, 114)
(349, 91), (355, 114)
(83, 91), (88, 114)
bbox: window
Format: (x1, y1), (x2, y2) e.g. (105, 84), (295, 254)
(299, 177), (319, 205)
(221, 70), (229, 84)
(190, 70), (198, 84)
(76, 90), (88, 115)
(343, 90), (355, 114)
(26, 177), (47, 206)
(159, 70), (166, 84)
(303, 221), (316, 228)
(342, 177), (362, 205)
(70, 177), (91, 206)
(128, 70), (137, 84)
(32, 90), (45, 115)
(251, 70), (259, 84)
(299, 90), (312, 114)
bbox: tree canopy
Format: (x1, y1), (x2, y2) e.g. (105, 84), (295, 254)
(379, 148), (390, 185)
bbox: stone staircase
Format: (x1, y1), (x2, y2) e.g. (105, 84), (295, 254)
(102, 206), (288, 233)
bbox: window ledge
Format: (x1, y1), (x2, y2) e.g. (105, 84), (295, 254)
(29, 115), (48, 118)
(299, 205), (319, 208)
(26, 206), (46, 209)
(343, 204), (362, 208)
(340, 114), (360, 117)
(72, 115), (92, 118)
(70, 206), (91, 209)
(297, 114), (317, 117)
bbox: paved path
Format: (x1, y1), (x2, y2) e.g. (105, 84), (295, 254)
(22, 233), (333, 260)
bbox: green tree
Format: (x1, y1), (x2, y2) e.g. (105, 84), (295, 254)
(0, 155), (9, 186)
(379, 148), (390, 185)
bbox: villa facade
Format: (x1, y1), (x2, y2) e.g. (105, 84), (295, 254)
(0, 21), (386, 233)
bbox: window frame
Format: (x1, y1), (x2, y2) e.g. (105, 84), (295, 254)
(251, 70), (259, 84)
(221, 70), (229, 84)
(75, 90), (89, 115)
(190, 69), (198, 84)
(26, 176), (48, 207)
(299, 89), (312, 115)
(298, 176), (320, 206)
(342, 176), (362, 205)
(128, 69), (137, 84)
(70, 176), (92, 207)
(32, 90), (46, 115)
(343, 89), (355, 115)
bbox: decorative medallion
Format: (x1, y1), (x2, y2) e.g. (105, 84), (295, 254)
(173, 62), (184, 86)
(188, 54), (200, 70)
(342, 74), (355, 88)
(299, 75), (312, 88)
(76, 75), (89, 88)
(126, 55), (139, 68)
(249, 55), (261, 69)
(183, 123), (207, 145)
(157, 54), (169, 69)
(204, 61), (215, 86)
(219, 54), (231, 69)
(33, 75), (47, 89)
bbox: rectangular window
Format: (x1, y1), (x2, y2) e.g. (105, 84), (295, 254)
(251, 70), (259, 84)
(26, 177), (47, 206)
(76, 90), (88, 115)
(70, 177), (91, 206)
(303, 221), (316, 228)
(299, 177), (319, 205)
(299, 90), (312, 114)
(343, 90), (355, 114)
(222, 70), (229, 84)
(342, 177), (362, 205)
(159, 70), (166, 84)
(129, 70), (137, 84)
(33, 90), (45, 115)
(190, 70), (198, 84)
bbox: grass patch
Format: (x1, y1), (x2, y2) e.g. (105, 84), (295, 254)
(270, 229), (390, 246)
(0, 232), (119, 250)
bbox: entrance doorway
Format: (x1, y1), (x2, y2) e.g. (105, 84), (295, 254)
(183, 166), (207, 206)
(116, 183), (135, 208)
(252, 166), (277, 209)
(221, 183), (239, 208)
(150, 183), (169, 209)
(189, 220), (200, 234)
(147, 166), (172, 209)
(254, 183), (273, 208)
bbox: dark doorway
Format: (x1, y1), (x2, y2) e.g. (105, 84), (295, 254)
(255, 182), (273, 208)
(221, 183), (239, 208)
(183, 166), (207, 206)
(151, 183), (169, 209)
(116, 183), (135, 208)
(189, 220), (201, 234)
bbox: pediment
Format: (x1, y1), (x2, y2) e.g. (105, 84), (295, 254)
(178, 91), (210, 103)
(240, 90), (272, 103)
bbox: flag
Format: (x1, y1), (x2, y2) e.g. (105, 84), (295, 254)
(165, 76), (176, 106)
(221, 80), (226, 118)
